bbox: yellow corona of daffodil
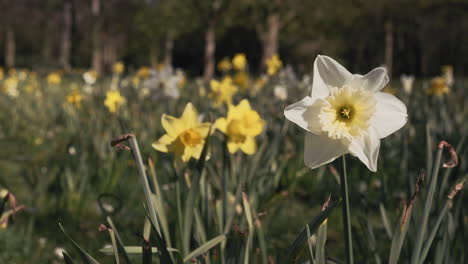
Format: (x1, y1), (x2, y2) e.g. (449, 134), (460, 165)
(113, 61), (125, 75)
(266, 54), (282, 75)
(215, 99), (265, 155)
(67, 88), (83, 107)
(428, 77), (449, 96)
(217, 57), (232, 72)
(234, 71), (250, 92)
(232, 53), (247, 71)
(47, 72), (62, 85)
(152, 103), (211, 164)
(104, 90), (125, 113)
(209, 77), (238, 107)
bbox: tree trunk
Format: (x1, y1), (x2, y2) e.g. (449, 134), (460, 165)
(5, 25), (15, 68)
(164, 33), (174, 67)
(260, 12), (280, 70)
(60, 1), (72, 71)
(384, 21), (393, 78)
(203, 19), (216, 82)
(41, 21), (53, 65)
(91, 0), (103, 74)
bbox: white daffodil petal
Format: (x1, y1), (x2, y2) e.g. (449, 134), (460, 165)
(284, 96), (315, 132)
(304, 132), (348, 169)
(312, 55), (352, 100)
(352, 67), (389, 92)
(348, 128), (380, 172)
(371, 92), (408, 138)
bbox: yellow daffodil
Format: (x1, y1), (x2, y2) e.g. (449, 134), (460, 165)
(113, 62), (125, 75)
(2, 76), (19, 98)
(252, 76), (267, 95)
(285, 55), (407, 172)
(8, 68), (16, 76)
(209, 77), (238, 107)
(428, 77), (449, 96)
(67, 88), (83, 107)
(232, 53), (247, 71)
(137, 66), (151, 79)
(104, 90), (125, 113)
(215, 99), (265, 155)
(152, 103), (211, 164)
(0, 67), (4, 80)
(266, 54), (282, 75)
(83, 70), (98, 85)
(156, 63), (165, 71)
(24, 82), (39, 94)
(217, 57), (232, 72)
(47, 72), (62, 85)
(234, 71), (250, 92)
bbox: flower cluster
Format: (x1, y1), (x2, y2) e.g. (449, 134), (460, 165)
(153, 99), (265, 165)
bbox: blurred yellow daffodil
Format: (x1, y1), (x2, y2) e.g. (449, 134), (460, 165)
(2, 76), (19, 98)
(137, 66), (151, 79)
(113, 61), (125, 75)
(266, 54), (282, 76)
(428, 76), (449, 96)
(217, 57), (232, 72)
(104, 90), (125, 113)
(234, 71), (250, 92)
(47, 72), (62, 85)
(215, 99), (265, 155)
(232, 53), (247, 71)
(209, 77), (238, 107)
(152, 103), (211, 164)
(67, 88), (83, 107)
(0, 67), (4, 80)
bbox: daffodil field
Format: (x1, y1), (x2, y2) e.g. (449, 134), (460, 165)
(0, 51), (466, 264)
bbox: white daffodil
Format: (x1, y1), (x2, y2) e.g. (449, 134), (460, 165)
(400, 74), (415, 94)
(274, 85), (288, 101)
(284, 55), (407, 172)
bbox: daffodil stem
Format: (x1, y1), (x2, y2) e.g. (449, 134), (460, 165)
(340, 155), (354, 264)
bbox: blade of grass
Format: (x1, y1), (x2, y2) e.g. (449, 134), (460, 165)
(286, 199), (340, 262)
(128, 135), (161, 236)
(183, 235), (226, 263)
(411, 145), (443, 264)
(106, 216), (131, 263)
(59, 223), (100, 264)
(63, 251), (78, 264)
(183, 127), (211, 254)
(306, 224), (315, 264)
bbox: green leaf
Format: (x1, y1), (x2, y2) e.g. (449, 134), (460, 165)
(183, 127), (211, 254)
(63, 251), (78, 264)
(99, 246), (180, 254)
(59, 223), (100, 264)
(286, 199), (340, 262)
(183, 235), (226, 262)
